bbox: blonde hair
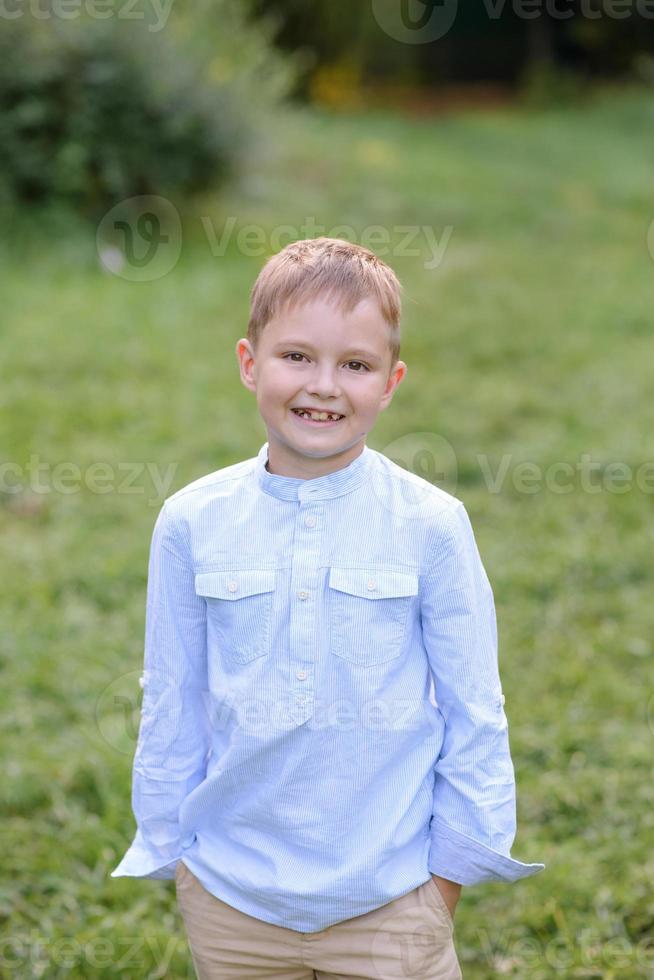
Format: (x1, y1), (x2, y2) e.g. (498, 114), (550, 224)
(247, 237), (403, 370)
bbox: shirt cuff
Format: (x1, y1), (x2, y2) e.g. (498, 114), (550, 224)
(428, 816), (546, 885)
(110, 833), (184, 880)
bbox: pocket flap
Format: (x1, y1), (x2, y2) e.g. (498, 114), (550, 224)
(195, 569), (276, 600)
(329, 567), (419, 600)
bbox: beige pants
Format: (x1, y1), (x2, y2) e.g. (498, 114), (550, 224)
(176, 861), (462, 979)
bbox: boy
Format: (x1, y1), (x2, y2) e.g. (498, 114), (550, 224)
(112, 237), (544, 979)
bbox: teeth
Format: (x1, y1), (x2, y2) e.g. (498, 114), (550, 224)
(295, 410), (343, 421)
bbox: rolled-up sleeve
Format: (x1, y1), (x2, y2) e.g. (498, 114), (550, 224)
(421, 501), (545, 885)
(111, 501), (210, 880)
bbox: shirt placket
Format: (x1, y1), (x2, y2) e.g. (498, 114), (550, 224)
(288, 486), (324, 726)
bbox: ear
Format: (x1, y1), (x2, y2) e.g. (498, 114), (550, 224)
(236, 338), (257, 394)
(380, 360), (407, 410)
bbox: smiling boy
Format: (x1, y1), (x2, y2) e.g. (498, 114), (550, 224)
(112, 237), (544, 979)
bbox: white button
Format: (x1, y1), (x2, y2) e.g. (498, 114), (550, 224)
(227, 580), (238, 592)
(367, 579), (377, 591)
(296, 669), (307, 680)
(305, 516), (316, 527)
(138, 675), (145, 689)
(500, 694), (506, 705)
(297, 590), (308, 600)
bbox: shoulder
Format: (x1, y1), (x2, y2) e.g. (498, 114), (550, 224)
(368, 448), (481, 564)
(155, 452), (258, 544)
(368, 446), (466, 524)
(139, 454), (256, 567)
(164, 454), (256, 507)
(149, 453), (258, 563)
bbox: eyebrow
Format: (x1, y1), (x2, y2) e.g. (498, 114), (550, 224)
(271, 341), (383, 364)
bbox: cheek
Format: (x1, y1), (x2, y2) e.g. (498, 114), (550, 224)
(259, 371), (298, 406)
(269, 362), (300, 387)
(259, 365), (293, 396)
(356, 379), (388, 408)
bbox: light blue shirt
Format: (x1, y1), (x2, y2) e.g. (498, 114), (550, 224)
(111, 440), (544, 932)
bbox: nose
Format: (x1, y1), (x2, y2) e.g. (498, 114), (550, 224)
(306, 362), (342, 400)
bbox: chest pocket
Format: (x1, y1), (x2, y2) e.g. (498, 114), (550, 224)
(328, 567), (419, 666)
(195, 569), (276, 664)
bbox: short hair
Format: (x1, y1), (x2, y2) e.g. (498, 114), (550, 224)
(247, 237), (403, 371)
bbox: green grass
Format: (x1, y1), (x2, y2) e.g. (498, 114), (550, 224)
(2, 85), (654, 978)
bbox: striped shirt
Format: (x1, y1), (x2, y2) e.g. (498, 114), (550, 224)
(111, 440), (544, 931)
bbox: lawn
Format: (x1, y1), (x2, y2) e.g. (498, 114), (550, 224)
(2, 85), (653, 978)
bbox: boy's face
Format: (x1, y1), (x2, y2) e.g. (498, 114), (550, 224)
(236, 295), (407, 479)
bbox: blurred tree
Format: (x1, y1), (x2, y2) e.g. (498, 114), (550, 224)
(247, 0), (654, 100)
(0, 0), (299, 217)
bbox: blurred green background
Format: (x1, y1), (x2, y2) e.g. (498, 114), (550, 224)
(2, 2), (654, 977)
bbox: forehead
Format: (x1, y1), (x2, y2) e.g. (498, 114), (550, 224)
(263, 295), (391, 351)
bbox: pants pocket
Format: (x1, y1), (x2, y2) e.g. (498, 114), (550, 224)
(426, 876), (454, 926)
(175, 860), (191, 890)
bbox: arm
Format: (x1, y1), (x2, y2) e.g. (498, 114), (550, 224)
(421, 501), (545, 885)
(111, 501), (210, 880)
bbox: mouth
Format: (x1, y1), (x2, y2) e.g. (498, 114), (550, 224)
(291, 408), (346, 426)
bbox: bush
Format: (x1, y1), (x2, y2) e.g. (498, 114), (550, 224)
(0, 1), (297, 217)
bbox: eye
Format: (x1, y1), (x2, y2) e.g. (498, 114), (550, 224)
(282, 353), (369, 371)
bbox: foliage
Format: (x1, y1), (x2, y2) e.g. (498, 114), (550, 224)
(0, 0), (298, 216)
(248, 0), (654, 97)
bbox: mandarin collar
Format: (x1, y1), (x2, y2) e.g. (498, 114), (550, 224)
(255, 441), (374, 501)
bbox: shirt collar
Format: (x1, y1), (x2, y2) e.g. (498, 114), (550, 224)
(255, 441), (374, 501)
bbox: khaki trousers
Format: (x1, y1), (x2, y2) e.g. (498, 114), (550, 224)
(176, 861), (462, 979)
